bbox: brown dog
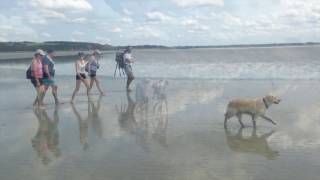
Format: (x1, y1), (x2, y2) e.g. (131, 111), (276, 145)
(224, 95), (281, 127)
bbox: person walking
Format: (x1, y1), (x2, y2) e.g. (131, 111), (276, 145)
(30, 49), (46, 109)
(123, 47), (135, 92)
(71, 52), (90, 103)
(42, 49), (60, 104)
(88, 50), (105, 95)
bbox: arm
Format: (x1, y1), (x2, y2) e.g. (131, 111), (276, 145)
(44, 64), (51, 79)
(32, 60), (41, 87)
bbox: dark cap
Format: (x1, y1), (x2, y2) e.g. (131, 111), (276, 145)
(78, 52), (85, 57)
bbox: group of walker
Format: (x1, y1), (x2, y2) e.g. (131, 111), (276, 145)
(28, 47), (135, 109)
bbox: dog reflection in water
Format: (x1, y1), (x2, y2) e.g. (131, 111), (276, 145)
(224, 126), (279, 160)
(116, 79), (169, 149)
(31, 106), (60, 165)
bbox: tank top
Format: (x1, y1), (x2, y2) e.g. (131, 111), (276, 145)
(78, 60), (86, 74)
(32, 59), (43, 78)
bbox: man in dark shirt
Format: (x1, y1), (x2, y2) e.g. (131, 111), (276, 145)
(42, 49), (59, 104)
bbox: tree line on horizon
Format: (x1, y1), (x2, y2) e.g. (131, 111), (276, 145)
(0, 41), (318, 52)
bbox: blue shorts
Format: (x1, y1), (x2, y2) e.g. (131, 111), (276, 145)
(42, 77), (55, 86)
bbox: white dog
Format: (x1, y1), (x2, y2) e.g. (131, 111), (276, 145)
(224, 95), (281, 127)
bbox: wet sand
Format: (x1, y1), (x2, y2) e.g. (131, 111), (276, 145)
(1, 74), (320, 180)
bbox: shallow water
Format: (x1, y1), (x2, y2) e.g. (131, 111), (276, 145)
(0, 75), (320, 180)
(1, 46), (320, 80)
(1, 47), (320, 179)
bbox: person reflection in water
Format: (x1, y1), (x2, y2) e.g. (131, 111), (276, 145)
(89, 95), (104, 138)
(117, 79), (169, 149)
(224, 126), (279, 160)
(71, 103), (89, 151)
(31, 106), (60, 165)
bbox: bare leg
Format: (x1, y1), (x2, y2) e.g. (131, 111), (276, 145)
(33, 86), (38, 106)
(94, 78), (105, 95)
(89, 77), (94, 90)
(35, 86), (45, 108)
(81, 79), (91, 99)
(236, 113), (244, 127)
(71, 80), (81, 103)
(52, 85), (59, 104)
(41, 86), (49, 103)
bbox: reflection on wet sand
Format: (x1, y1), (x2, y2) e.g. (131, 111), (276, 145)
(224, 126), (279, 160)
(72, 102), (89, 151)
(116, 79), (169, 149)
(31, 106), (60, 165)
(71, 96), (104, 151)
(89, 95), (104, 138)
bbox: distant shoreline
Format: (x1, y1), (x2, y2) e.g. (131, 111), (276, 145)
(0, 41), (319, 61)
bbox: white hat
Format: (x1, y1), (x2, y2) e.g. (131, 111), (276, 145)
(35, 49), (45, 56)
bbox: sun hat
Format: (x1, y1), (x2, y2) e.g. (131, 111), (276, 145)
(35, 49), (46, 56)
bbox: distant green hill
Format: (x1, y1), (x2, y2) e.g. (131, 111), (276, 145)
(0, 41), (319, 52)
(0, 41), (113, 52)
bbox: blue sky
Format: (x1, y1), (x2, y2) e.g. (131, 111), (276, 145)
(0, 0), (319, 46)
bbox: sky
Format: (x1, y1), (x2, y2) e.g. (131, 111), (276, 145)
(0, 0), (319, 46)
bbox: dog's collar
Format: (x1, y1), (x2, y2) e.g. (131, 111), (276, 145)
(263, 98), (269, 109)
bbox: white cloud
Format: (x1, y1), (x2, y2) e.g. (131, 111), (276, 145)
(134, 26), (161, 38)
(68, 17), (87, 23)
(111, 27), (123, 33)
(72, 31), (84, 36)
(41, 32), (52, 38)
(171, 0), (224, 7)
(121, 17), (133, 23)
(0, 15), (38, 41)
(26, 9), (67, 24)
(145, 11), (174, 23)
(39, 9), (66, 20)
(123, 8), (132, 15)
(279, 0), (320, 26)
(29, 0), (93, 11)
(181, 19), (199, 26)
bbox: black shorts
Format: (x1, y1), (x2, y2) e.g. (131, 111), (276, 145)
(76, 73), (86, 80)
(89, 73), (96, 78)
(30, 78), (43, 88)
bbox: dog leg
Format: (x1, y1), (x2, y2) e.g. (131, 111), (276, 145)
(224, 116), (229, 128)
(237, 126), (244, 138)
(236, 113), (244, 127)
(261, 115), (277, 125)
(224, 113), (232, 128)
(251, 115), (257, 128)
